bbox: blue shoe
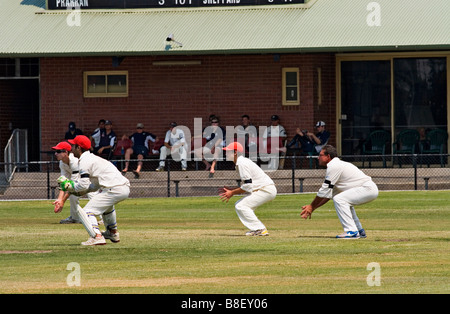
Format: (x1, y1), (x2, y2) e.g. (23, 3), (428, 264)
(336, 231), (360, 239)
(358, 229), (367, 238)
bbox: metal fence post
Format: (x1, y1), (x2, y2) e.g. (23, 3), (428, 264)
(47, 162), (51, 199)
(167, 159), (171, 197)
(424, 177), (430, 190)
(298, 178), (305, 193)
(173, 180), (180, 197)
(291, 156), (295, 193)
(413, 154), (418, 190)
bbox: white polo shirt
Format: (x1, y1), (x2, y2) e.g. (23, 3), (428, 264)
(164, 128), (186, 146)
(317, 157), (372, 199)
(74, 151), (130, 193)
(236, 155), (274, 193)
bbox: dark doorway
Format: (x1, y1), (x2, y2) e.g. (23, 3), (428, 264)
(0, 79), (40, 162)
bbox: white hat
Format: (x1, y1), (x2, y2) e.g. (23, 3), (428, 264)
(316, 121), (326, 127)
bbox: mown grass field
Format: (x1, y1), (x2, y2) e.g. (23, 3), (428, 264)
(0, 191), (449, 294)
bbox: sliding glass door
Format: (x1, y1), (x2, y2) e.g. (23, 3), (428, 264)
(339, 55), (447, 156)
(340, 60), (391, 155)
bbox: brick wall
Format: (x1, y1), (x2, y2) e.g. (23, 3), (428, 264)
(40, 53), (336, 158)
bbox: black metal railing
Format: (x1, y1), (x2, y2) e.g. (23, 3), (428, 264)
(0, 153), (448, 200)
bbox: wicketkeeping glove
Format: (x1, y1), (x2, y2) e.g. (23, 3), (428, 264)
(57, 176), (75, 192)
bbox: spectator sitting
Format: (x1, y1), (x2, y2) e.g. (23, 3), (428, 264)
(236, 114), (258, 157)
(287, 128), (315, 153)
(261, 115), (287, 169)
(113, 134), (133, 157)
(287, 121), (330, 155)
(90, 119), (106, 151)
(93, 120), (116, 158)
(156, 122), (187, 171)
(64, 122), (83, 140)
(122, 123), (157, 178)
(311, 121), (331, 154)
(194, 116), (226, 174)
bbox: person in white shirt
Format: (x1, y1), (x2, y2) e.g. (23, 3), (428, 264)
(156, 122), (187, 171)
(52, 141), (83, 224)
(59, 135), (130, 246)
(301, 145), (378, 239)
(261, 115), (287, 170)
(219, 142), (277, 236)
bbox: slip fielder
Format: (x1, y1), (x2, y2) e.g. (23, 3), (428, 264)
(219, 142), (277, 236)
(300, 145), (379, 239)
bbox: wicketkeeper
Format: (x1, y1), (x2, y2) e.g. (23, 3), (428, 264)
(58, 135), (130, 246)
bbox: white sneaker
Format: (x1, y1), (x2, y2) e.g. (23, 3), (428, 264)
(336, 231), (360, 239)
(81, 236), (106, 246)
(245, 229), (269, 236)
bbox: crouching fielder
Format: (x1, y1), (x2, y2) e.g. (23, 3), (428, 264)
(300, 145), (378, 239)
(59, 135), (130, 246)
(219, 142), (277, 236)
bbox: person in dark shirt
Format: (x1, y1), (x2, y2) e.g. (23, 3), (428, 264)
(93, 120), (116, 157)
(287, 121), (330, 154)
(64, 122), (83, 140)
(122, 123), (157, 178)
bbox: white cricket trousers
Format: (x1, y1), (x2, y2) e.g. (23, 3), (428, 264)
(69, 191), (97, 221)
(159, 146), (187, 168)
(235, 184), (277, 231)
(332, 181), (378, 232)
(83, 184), (130, 234)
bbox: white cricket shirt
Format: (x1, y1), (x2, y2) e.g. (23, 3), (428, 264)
(164, 128), (186, 146)
(317, 157), (372, 199)
(59, 153), (80, 181)
(74, 151), (130, 193)
(235, 155), (274, 193)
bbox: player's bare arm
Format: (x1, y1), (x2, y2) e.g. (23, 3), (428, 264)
(301, 195), (330, 219)
(219, 186), (245, 203)
(53, 190), (70, 213)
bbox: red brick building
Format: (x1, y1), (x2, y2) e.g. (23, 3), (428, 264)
(39, 54), (335, 154)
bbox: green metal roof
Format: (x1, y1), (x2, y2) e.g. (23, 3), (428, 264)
(0, 0), (449, 57)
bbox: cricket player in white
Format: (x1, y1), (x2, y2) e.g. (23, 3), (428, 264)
(156, 122), (187, 171)
(52, 141), (100, 224)
(219, 142), (277, 236)
(301, 145), (378, 238)
(59, 135), (130, 246)
(52, 141), (82, 223)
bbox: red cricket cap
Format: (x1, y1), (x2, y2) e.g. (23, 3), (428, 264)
(222, 142), (244, 153)
(68, 135), (91, 150)
(52, 141), (72, 151)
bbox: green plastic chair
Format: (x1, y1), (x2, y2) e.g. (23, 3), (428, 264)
(420, 129), (448, 167)
(362, 130), (390, 168)
(393, 129), (420, 167)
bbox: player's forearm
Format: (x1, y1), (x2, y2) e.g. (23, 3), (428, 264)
(231, 187), (246, 196)
(62, 192), (70, 202)
(310, 195), (329, 211)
